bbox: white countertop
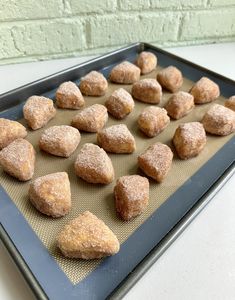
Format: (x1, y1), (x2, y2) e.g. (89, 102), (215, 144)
(0, 43), (235, 300)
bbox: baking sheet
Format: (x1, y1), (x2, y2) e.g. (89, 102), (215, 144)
(0, 43), (234, 299)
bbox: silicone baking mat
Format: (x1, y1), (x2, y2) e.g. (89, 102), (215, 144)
(0, 43), (234, 299)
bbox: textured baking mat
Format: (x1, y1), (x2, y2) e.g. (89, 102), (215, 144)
(0, 67), (233, 284)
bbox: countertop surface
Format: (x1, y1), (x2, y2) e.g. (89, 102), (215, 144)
(0, 43), (235, 300)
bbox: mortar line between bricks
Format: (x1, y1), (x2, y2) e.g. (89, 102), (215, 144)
(1, 36), (235, 66)
(1, 5), (235, 24)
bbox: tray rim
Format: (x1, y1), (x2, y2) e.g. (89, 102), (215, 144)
(0, 42), (235, 300)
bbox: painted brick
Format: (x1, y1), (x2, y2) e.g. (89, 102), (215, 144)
(88, 12), (180, 48)
(0, 0), (64, 21)
(150, 0), (206, 9)
(118, 0), (150, 11)
(208, 0), (235, 6)
(0, 26), (21, 59)
(0, 20), (85, 60)
(68, 0), (117, 14)
(180, 9), (235, 40)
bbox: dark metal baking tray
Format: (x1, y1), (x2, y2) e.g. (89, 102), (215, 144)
(0, 42), (234, 300)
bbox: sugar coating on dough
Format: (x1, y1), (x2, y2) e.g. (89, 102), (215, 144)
(56, 81), (85, 109)
(109, 61), (141, 84)
(0, 138), (35, 181)
(225, 96), (235, 112)
(165, 91), (195, 119)
(74, 143), (114, 184)
(0, 118), (27, 150)
(138, 106), (170, 137)
(190, 77), (220, 104)
(39, 125), (81, 157)
(138, 142), (173, 182)
(136, 51), (157, 74)
(157, 66), (183, 93)
(23, 96), (56, 130)
(132, 78), (162, 104)
(202, 104), (235, 136)
(29, 172), (71, 218)
(173, 122), (206, 159)
(97, 124), (136, 153)
(71, 104), (108, 132)
(57, 211), (120, 259)
(114, 175), (149, 221)
(79, 71), (108, 96)
(105, 88), (134, 119)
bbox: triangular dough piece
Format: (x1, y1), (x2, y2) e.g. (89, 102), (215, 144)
(0, 118), (27, 150)
(79, 71), (108, 96)
(56, 81), (85, 109)
(29, 172), (71, 217)
(0, 138), (35, 181)
(57, 211), (120, 259)
(74, 143), (114, 184)
(71, 104), (108, 132)
(97, 124), (136, 153)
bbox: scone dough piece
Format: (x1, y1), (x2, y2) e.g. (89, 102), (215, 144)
(56, 81), (85, 109)
(29, 172), (71, 217)
(109, 61), (140, 84)
(71, 104), (108, 132)
(0, 118), (27, 150)
(79, 71), (108, 96)
(190, 77), (220, 104)
(157, 66), (183, 93)
(202, 104), (235, 136)
(0, 138), (35, 181)
(136, 51), (157, 74)
(57, 211), (120, 259)
(138, 106), (170, 137)
(225, 96), (235, 112)
(97, 124), (136, 154)
(132, 78), (162, 104)
(138, 142), (173, 182)
(165, 91), (194, 119)
(74, 143), (114, 184)
(114, 175), (149, 221)
(173, 122), (206, 159)
(23, 96), (56, 130)
(105, 88), (134, 119)
(39, 125), (81, 157)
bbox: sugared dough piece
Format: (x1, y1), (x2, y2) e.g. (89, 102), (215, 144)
(97, 124), (136, 154)
(157, 66), (183, 93)
(79, 71), (108, 96)
(173, 122), (206, 159)
(136, 51), (157, 74)
(23, 96), (56, 130)
(202, 104), (235, 136)
(190, 77), (220, 104)
(0, 138), (35, 181)
(138, 106), (170, 137)
(165, 91), (194, 120)
(57, 211), (120, 259)
(105, 88), (134, 119)
(132, 78), (162, 104)
(109, 61), (140, 84)
(225, 96), (235, 112)
(29, 172), (71, 217)
(71, 104), (108, 132)
(39, 125), (80, 157)
(74, 143), (114, 184)
(0, 118), (27, 150)
(114, 175), (149, 221)
(56, 81), (85, 109)
(138, 143), (173, 182)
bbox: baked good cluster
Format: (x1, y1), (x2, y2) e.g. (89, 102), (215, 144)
(1, 51), (235, 260)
